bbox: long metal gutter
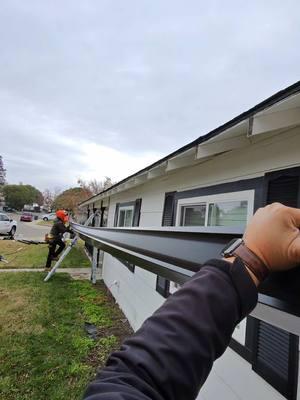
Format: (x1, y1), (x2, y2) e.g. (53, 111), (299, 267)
(71, 222), (300, 335)
(71, 222), (240, 284)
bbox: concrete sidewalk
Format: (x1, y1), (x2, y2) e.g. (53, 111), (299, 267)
(0, 267), (92, 279)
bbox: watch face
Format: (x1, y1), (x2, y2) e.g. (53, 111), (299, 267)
(221, 238), (243, 257)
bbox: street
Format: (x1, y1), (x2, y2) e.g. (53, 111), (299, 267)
(8, 213), (50, 241)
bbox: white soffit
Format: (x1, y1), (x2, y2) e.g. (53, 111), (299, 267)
(134, 173), (148, 185)
(196, 120), (249, 159)
(80, 90), (300, 206)
(251, 107), (300, 136)
(147, 162), (168, 179)
(261, 91), (300, 115)
(166, 147), (197, 171)
(251, 92), (300, 136)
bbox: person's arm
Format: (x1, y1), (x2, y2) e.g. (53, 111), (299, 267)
(84, 203), (300, 400)
(84, 258), (256, 400)
(55, 221), (72, 235)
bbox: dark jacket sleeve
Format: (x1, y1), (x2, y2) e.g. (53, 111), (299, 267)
(83, 258), (258, 400)
(50, 220), (72, 239)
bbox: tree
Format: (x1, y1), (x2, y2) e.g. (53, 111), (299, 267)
(2, 184), (44, 210)
(43, 189), (55, 211)
(0, 156), (6, 186)
(77, 177), (114, 196)
(53, 187), (91, 212)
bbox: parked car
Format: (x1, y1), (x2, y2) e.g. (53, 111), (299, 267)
(20, 212), (34, 222)
(3, 206), (16, 212)
(0, 213), (17, 235)
(42, 212), (56, 221)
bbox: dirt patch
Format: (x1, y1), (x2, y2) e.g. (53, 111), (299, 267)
(86, 282), (133, 369)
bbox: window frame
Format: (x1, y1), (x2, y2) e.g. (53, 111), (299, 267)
(114, 200), (142, 273)
(175, 190), (255, 229)
(117, 205), (135, 227)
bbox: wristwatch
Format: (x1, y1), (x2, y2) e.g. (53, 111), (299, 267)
(221, 238), (269, 283)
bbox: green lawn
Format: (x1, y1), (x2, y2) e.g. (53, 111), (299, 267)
(36, 220), (53, 227)
(0, 240), (90, 268)
(0, 273), (132, 400)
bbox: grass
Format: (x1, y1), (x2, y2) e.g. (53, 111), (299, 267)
(0, 240), (91, 269)
(36, 220), (53, 227)
(0, 273), (132, 400)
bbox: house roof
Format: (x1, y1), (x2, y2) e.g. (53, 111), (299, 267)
(80, 80), (300, 207)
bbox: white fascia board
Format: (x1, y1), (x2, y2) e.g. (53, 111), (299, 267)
(251, 107), (300, 136)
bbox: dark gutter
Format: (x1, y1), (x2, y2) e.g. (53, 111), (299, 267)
(79, 80), (300, 206)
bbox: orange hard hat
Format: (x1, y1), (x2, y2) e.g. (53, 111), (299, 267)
(56, 209), (69, 223)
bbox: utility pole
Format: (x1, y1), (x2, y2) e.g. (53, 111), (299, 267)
(0, 156), (6, 186)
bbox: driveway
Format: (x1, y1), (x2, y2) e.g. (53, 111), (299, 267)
(7, 213), (50, 241)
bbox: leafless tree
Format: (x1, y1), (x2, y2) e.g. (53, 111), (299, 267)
(77, 177), (114, 196)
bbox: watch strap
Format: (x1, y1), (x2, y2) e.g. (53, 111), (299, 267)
(233, 244), (269, 283)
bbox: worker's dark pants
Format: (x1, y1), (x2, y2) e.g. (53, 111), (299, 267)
(45, 239), (66, 268)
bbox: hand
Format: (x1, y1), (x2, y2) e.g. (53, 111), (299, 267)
(243, 203), (300, 272)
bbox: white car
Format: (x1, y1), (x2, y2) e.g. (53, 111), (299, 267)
(0, 213), (17, 236)
(42, 212), (56, 221)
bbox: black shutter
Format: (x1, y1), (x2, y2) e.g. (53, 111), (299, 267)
(251, 168), (300, 399)
(113, 203), (120, 227)
(133, 198), (142, 227)
(84, 205), (94, 255)
(252, 320), (298, 400)
(156, 192), (177, 297)
(266, 175), (299, 207)
(92, 204), (96, 227)
(156, 276), (170, 298)
(162, 192), (176, 226)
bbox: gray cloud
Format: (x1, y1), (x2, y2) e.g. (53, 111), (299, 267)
(1, 0), (300, 190)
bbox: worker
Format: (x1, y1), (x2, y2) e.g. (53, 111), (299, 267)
(44, 209), (73, 270)
(83, 203), (300, 400)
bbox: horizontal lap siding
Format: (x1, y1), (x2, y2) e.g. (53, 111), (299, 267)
(100, 127), (300, 398)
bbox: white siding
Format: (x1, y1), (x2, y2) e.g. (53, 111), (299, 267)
(97, 127), (300, 398)
(102, 254), (164, 330)
(200, 348), (287, 400)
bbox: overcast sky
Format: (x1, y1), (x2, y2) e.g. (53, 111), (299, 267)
(1, 0), (299, 192)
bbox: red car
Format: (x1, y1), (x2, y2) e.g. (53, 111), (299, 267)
(20, 212), (34, 222)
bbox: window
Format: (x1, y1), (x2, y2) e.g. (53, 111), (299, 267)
(207, 200), (248, 227)
(118, 206), (134, 227)
(101, 207), (108, 227)
(113, 200), (142, 273)
(180, 204), (206, 226)
(176, 190), (254, 229)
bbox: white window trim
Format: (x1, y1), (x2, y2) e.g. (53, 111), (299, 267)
(175, 190), (255, 228)
(118, 205), (134, 227)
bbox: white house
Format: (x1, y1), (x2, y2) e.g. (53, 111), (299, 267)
(79, 81), (300, 400)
